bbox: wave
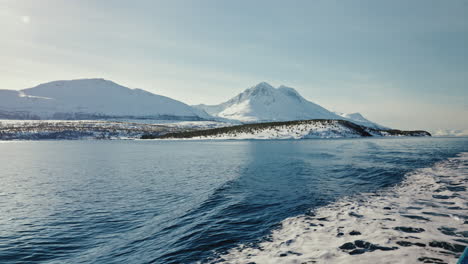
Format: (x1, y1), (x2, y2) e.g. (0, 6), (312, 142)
(210, 152), (468, 264)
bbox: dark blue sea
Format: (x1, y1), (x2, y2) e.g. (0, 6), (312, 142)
(0, 137), (467, 263)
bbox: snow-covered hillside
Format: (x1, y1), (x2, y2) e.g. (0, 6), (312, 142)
(335, 112), (387, 129)
(0, 79), (210, 120)
(194, 82), (385, 128)
(184, 121), (365, 140)
(146, 120), (430, 140)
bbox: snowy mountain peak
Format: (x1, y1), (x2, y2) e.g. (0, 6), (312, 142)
(253, 81), (274, 89)
(235, 83), (303, 102)
(194, 83), (388, 128)
(23, 78), (130, 98)
(195, 83), (340, 122)
(1, 78), (210, 120)
(243, 82), (276, 97)
(33, 78), (110, 88)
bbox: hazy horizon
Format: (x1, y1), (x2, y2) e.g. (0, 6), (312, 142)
(1, 0), (467, 132)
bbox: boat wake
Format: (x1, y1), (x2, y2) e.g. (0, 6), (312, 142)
(211, 152), (468, 264)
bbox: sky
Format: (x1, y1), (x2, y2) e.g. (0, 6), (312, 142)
(1, 0), (467, 132)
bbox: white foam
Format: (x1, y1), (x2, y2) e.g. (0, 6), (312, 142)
(212, 153), (468, 264)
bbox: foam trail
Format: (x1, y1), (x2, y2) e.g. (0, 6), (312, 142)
(211, 152), (468, 264)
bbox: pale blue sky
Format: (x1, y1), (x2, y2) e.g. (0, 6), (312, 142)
(1, 0), (467, 131)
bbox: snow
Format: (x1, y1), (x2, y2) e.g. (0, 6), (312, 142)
(194, 82), (386, 129)
(195, 82), (339, 122)
(154, 119), (429, 140)
(162, 120), (234, 129)
(164, 121), (366, 140)
(0, 119), (233, 140)
(0, 120), (169, 140)
(200, 124), (362, 140)
(0, 78), (210, 120)
(0, 119), (429, 141)
(335, 112), (387, 129)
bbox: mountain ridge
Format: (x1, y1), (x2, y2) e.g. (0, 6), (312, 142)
(0, 79), (388, 130)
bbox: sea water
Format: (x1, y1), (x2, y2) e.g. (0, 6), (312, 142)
(0, 137), (467, 263)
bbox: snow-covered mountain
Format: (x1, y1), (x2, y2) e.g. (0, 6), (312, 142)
(0, 79), (210, 120)
(194, 82), (385, 129)
(195, 82), (338, 122)
(334, 112), (387, 129)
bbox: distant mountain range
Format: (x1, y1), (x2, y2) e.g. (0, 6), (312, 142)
(0, 79), (210, 120)
(0, 78), (385, 129)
